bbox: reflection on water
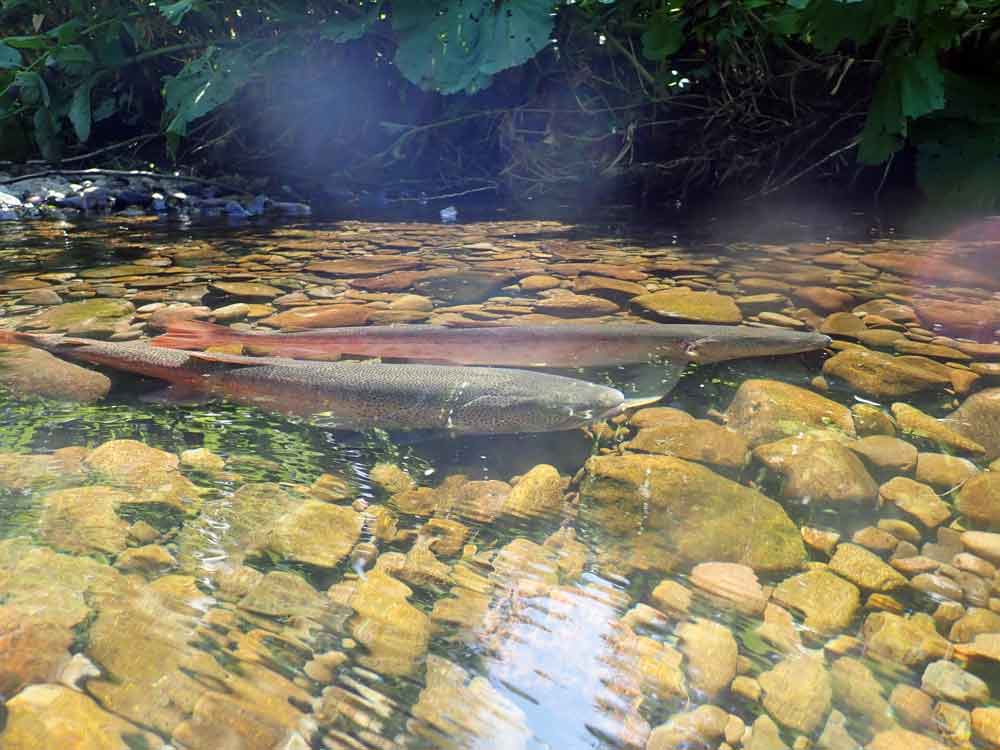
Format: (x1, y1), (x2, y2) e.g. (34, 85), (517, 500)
(0, 216), (999, 750)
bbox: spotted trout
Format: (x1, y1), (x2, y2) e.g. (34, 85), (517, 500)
(0, 331), (628, 434)
(152, 320), (830, 366)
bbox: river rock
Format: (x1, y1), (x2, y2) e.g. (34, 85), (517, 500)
(689, 562), (767, 614)
(256, 500), (363, 568)
(916, 453), (979, 490)
(580, 454), (805, 572)
(240, 570), (327, 618)
(972, 707), (1000, 746)
(24, 298), (134, 335)
(676, 618), (738, 698)
(355, 269), (515, 304)
(632, 289), (742, 324)
(257, 303), (370, 329)
(759, 654), (832, 733)
(823, 348), (951, 398)
(572, 275), (645, 301)
(520, 275), (561, 291)
(956, 472), (1000, 525)
(961, 530), (1000, 562)
(502, 464), (565, 518)
(0, 344), (111, 402)
(849, 436), (917, 473)
(772, 568), (860, 634)
(84, 439), (179, 488)
(915, 299), (1000, 340)
(868, 728), (946, 750)
(0, 606), (74, 696)
(210, 281), (283, 299)
(0, 448), (89, 492)
(307, 257), (421, 276)
(725, 379), (855, 446)
(410, 655), (530, 750)
(646, 705), (728, 750)
(830, 657), (895, 732)
(626, 408), (748, 469)
(830, 543), (907, 591)
(755, 436), (878, 504)
(0, 683), (165, 750)
(851, 404), (896, 436)
(891, 403), (986, 456)
(39, 485), (131, 556)
(950, 608), (1000, 643)
(533, 293), (619, 317)
(879, 477), (951, 527)
(861, 612), (950, 667)
(746, 715), (789, 750)
(348, 569), (431, 676)
(821, 312), (866, 337)
(921, 659), (990, 704)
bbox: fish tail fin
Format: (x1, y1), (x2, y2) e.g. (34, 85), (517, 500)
(152, 320), (239, 351)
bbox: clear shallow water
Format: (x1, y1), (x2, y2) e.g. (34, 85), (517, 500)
(0, 216), (999, 750)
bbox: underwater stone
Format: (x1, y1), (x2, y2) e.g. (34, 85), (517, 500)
(581, 454), (805, 572)
(724, 379), (854, 447)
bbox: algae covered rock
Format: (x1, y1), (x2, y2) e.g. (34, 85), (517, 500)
(0, 683), (165, 750)
(771, 568), (860, 635)
(949, 388), (1000, 460)
(759, 654), (832, 733)
(829, 543), (907, 592)
(724, 378), (855, 446)
(823, 348), (951, 398)
(502, 464), (565, 518)
(862, 612), (950, 667)
(23, 297), (134, 335)
(256, 499), (363, 569)
(755, 436), (877, 504)
(676, 618), (738, 699)
(580, 454), (805, 572)
(632, 288), (742, 324)
(956, 472), (1000, 525)
(625, 407), (748, 469)
(348, 569), (431, 676)
(0, 344), (111, 402)
(39, 485), (131, 556)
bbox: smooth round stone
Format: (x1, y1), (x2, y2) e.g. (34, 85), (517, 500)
(820, 312), (865, 337)
(823, 348), (952, 398)
(852, 526), (899, 553)
(916, 453), (979, 490)
(890, 685), (935, 731)
(962, 531), (1000, 563)
(850, 435), (917, 472)
(793, 286), (854, 313)
(756, 312), (806, 328)
(953, 553), (997, 579)
(973, 707), (1000, 746)
(911, 573), (964, 601)
(852, 404), (896, 436)
(754, 436), (877, 504)
(857, 328), (906, 348)
(800, 526), (840, 555)
(922, 659), (990, 704)
(533, 293), (619, 317)
(210, 281), (283, 300)
(306, 257), (421, 276)
(689, 562), (767, 614)
(20, 288), (62, 305)
(956, 473), (1000, 525)
(878, 518), (922, 544)
(210, 302), (250, 322)
(572, 275), (645, 300)
(879, 477), (952, 528)
(519, 275), (561, 292)
(631, 288), (742, 324)
(771, 568), (859, 634)
(894, 339), (972, 360)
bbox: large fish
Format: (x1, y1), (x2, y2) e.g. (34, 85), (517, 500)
(151, 320), (830, 366)
(0, 331), (629, 434)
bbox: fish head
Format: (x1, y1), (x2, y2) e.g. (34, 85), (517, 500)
(682, 326), (831, 364)
(455, 379), (625, 433)
(530, 382), (626, 431)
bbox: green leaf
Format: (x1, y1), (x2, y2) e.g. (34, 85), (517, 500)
(641, 10), (685, 60)
(162, 47), (257, 137)
(93, 96), (116, 123)
(0, 42), (21, 69)
(857, 49), (945, 164)
(69, 80), (92, 142)
(915, 118), (1000, 211)
(392, 0), (556, 94)
(2, 35), (49, 50)
(46, 19), (83, 45)
(158, 0), (195, 26)
(14, 70), (49, 107)
(32, 106), (59, 161)
(48, 44), (94, 75)
(320, 1), (383, 43)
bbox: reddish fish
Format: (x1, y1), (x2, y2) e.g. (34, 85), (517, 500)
(0, 330), (630, 434)
(152, 320), (829, 366)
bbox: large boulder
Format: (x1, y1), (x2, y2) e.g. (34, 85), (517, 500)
(724, 379), (855, 447)
(0, 344), (110, 402)
(580, 454), (805, 572)
(823, 348), (951, 398)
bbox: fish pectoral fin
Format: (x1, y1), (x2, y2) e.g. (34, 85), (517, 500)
(139, 385), (213, 406)
(620, 395), (665, 411)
